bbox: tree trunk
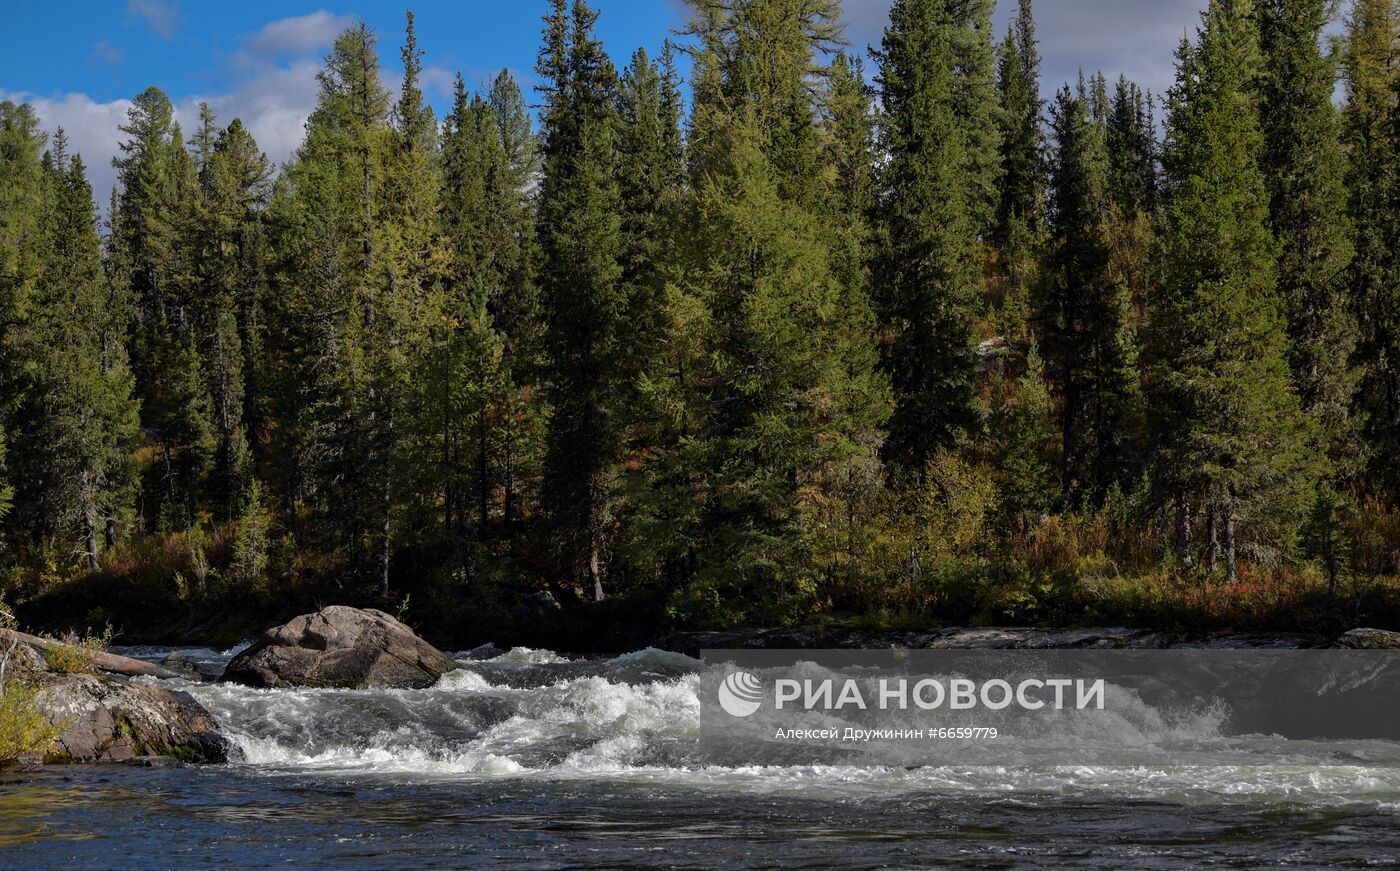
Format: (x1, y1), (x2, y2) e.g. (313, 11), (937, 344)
(1206, 503), (1219, 573)
(589, 538), (605, 602)
(1175, 495), (1194, 569)
(1223, 509), (1237, 584)
(84, 502), (100, 572)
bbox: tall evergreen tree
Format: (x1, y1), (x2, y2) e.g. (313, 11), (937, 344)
(1258, 0), (1356, 446)
(874, 0), (981, 473)
(1257, 0), (1358, 590)
(537, 0), (627, 601)
(194, 113), (272, 518)
(1043, 82), (1140, 503)
(1106, 76), (1158, 216)
(994, 0), (1043, 245)
(953, 0), (1004, 237)
(1341, 0), (1400, 497)
(266, 21), (398, 591)
(639, 0), (888, 605)
(1150, 0), (1314, 581)
(110, 87), (215, 533)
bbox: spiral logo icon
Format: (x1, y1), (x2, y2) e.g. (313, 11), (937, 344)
(718, 670), (764, 717)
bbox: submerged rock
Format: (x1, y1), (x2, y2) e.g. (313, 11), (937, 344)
(159, 651), (204, 681)
(32, 673), (233, 764)
(221, 606), (459, 689)
(1333, 628), (1400, 649)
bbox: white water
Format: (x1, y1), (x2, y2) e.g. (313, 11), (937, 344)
(123, 646), (1400, 809)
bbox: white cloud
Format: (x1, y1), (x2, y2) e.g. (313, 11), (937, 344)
(1, 56), (321, 217)
(0, 90), (133, 210)
(245, 10), (355, 58)
(126, 0), (183, 41)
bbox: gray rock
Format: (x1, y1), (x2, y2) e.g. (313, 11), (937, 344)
(159, 651), (203, 680)
(31, 672), (233, 764)
(926, 627), (1174, 649)
(1332, 628), (1400, 649)
(221, 606), (459, 689)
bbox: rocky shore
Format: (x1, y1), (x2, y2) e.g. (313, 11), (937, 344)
(659, 625), (1400, 657)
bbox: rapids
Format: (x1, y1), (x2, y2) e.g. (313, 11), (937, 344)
(2, 643), (1399, 868)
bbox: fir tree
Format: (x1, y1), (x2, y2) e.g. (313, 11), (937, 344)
(1342, 0), (1400, 497)
(994, 0), (1044, 245)
(953, 0), (1004, 237)
(652, 0), (889, 604)
(874, 0), (981, 472)
(1257, 0), (1359, 591)
(537, 0), (627, 601)
(1043, 81), (1140, 503)
(1150, 0), (1314, 581)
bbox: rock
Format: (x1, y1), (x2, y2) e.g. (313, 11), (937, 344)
(221, 606), (459, 689)
(1333, 628), (1400, 649)
(1176, 632), (1319, 649)
(30, 673), (233, 764)
(513, 590), (562, 624)
(925, 627), (1174, 649)
(5, 639), (46, 672)
(159, 651), (203, 681)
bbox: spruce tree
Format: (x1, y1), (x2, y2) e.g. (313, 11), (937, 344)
(0, 127), (138, 567)
(110, 87), (215, 533)
(266, 21), (396, 591)
(953, 0), (1004, 237)
(994, 0), (1044, 245)
(1258, 0), (1356, 445)
(1342, 0), (1400, 497)
(1106, 76), (1159, 216)
(651, 0), (888, 605)
(1257, 0), (1359, 589)
(1150, 0), (1314, 581)
(874, 0), (981, 472)
(194, 114), (272, 518)
(1043, 81), (1140, 503)
(537, 0), (627, 601)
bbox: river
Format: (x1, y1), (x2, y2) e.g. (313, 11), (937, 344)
(2, 644), (1398, 869)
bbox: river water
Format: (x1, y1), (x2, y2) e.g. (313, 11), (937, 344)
(2, 644), (1399, 869)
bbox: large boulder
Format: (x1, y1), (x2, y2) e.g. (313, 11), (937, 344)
(221, 606), (459, 689)
(1333, 628), (1400, 649)
(31, 673), (233, 764)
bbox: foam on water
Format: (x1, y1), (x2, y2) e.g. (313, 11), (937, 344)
(144, 646), (1400, 807)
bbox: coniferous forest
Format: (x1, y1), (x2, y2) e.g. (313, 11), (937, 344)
(2, 0), (1400, 646)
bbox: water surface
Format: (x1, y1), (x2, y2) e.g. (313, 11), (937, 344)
(2, 644), (1398, 869)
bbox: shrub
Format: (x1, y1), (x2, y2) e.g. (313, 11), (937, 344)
(0, 602), (62, 763)
(42, 627), (111, 675)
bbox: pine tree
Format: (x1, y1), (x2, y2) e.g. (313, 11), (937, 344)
(874, 0), (981, 473)
(1043, 81), (1140, 503)
(1341, 0), (1400, 497)
(537, 0), (627, 601)
(1150, 0), (1314, 581)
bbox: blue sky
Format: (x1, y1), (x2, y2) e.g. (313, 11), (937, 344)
(0, 1), (1222, 209)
